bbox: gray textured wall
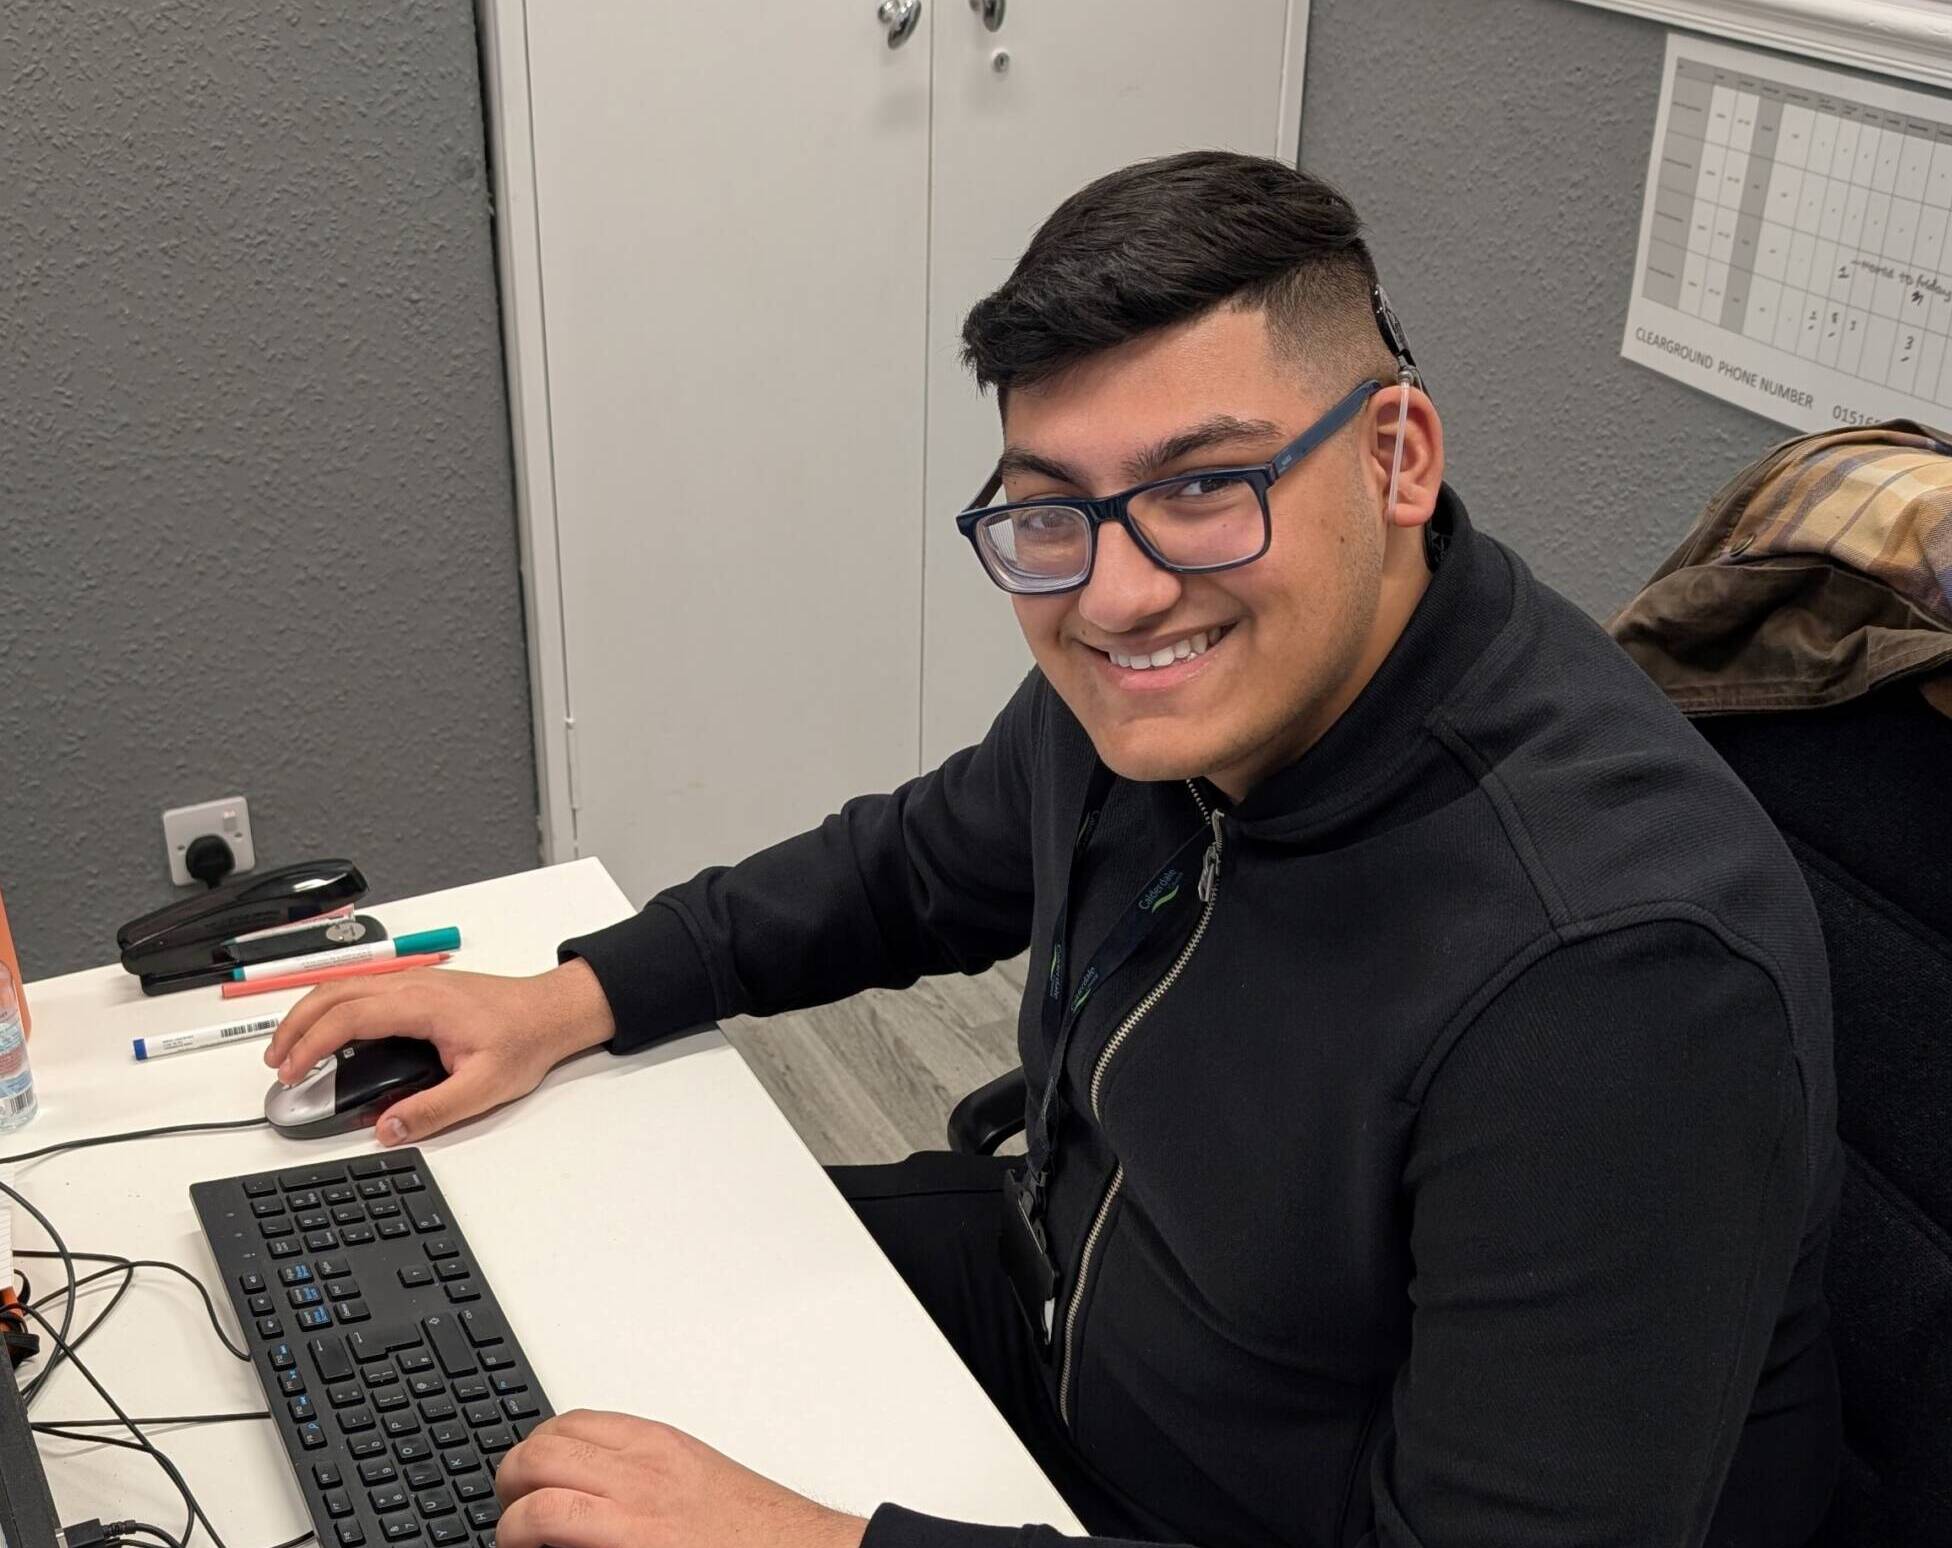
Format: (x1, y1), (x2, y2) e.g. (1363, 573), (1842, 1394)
(1, 2), (537, 978)
(1301, 0), (1860, 618)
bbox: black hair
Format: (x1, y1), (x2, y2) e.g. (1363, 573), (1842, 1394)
(960, 150), (1387, 397)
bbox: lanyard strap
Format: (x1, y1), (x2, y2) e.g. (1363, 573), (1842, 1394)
(1025, 763), (1205, 1214)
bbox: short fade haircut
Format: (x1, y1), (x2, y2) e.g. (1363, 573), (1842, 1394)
(960, 150), (1392, 402)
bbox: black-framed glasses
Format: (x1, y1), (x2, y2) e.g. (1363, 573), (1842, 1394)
(956, 377), (1386, 596)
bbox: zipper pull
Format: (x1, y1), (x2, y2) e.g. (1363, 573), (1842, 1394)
(1197, 811), (1224, 904)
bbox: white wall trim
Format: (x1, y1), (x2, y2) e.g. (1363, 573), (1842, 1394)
(1564, 1), (1952, 89)
(1277, 0), (1313, 161)
(477, 0), (578, 865)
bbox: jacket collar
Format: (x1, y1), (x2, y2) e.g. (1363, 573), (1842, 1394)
(1224, 484), (1515, 835)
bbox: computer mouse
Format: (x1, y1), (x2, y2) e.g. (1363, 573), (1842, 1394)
(265, 1036), (447, 1139)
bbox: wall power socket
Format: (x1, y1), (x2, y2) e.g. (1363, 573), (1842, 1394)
(162, 796), (256, 887)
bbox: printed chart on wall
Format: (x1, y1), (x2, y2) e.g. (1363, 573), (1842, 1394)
(1625, 33), (1952, 433)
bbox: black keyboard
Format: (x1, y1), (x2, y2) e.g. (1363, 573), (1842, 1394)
(192, 1148), (552, 1548)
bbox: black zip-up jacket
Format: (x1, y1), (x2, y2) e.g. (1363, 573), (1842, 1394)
(562, 492), (1842, 1548)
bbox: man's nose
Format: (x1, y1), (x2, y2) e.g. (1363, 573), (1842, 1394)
(1077, 521), (1182, 637)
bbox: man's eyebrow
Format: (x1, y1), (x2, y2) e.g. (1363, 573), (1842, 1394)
(994, 415), (1287, 495)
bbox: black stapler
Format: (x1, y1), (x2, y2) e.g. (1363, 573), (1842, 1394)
(117, 859), (383, 995)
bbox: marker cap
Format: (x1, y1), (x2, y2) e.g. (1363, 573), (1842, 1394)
(395, 928), (461, 956)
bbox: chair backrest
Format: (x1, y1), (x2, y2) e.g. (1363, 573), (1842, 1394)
(1694, 683), (1952, 1548)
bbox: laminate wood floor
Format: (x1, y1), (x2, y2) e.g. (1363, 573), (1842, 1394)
(720, 956), (1030, 1165)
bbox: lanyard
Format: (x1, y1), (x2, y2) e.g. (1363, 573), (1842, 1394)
(1023, 762), (1207, 1219)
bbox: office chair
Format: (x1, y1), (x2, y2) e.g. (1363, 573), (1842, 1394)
(1693, 681), (1952, 1547)
(946, 680), (1952, 1544)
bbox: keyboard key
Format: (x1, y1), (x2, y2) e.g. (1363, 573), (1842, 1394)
(359, 1458), (398, 1486)
(287, 1190), (324, 1212)
(489, 1375), (526, 1396)
(310, 1336), (354, 1383)
(306, 1230), (340, 1253)
(253, 1198), (288, 1218)
(428, 1521), (467, 1547)
(336, 1523), (365, 1548)
(350, 1435), (388, 1460)
(369, 1366), (402, 1388)
(333, 1206), (367, 1226)
(433, 1260), (470, 1284)
(399, 1349), (435, 1375)
(261, 1220), (294, 1240)
(359, 1179), (393, 1199)
(431, 1422), (469, 1450)
(337, 1299), (372, 1324)
(399, 1266), (434, 1288)
(378, 1152), (420, 1173)
(410, 1373), (446, 1400)
(338, 1407), (377, 1435)
(424, 1239), (460, 1261)
(370, 1484), (409, 1513)
(453, 1475), (493, 1502)
(453, 1378), (489, 1402)
(289, 1395), (316, 1422)
(477, 1426), (513, 1454)
(395, 1437), (435, 1464)
(378, 1220), (412, 1240)
(325, 1185), (358, 1205)
(374, 1386), (412, 1414)
(423, 1316), (476, 1378)
(369, 1200), (404, 1220)
(420, 1395), (458, 1423)
(325, 1276), (360, 1298)
(243, 1176), (279, 1198)
(324, 1490), (355, 1520)
(342, 1224), (378, 1246)
(298, 1307), (334, 1331)
(463, 1402), (499, 1428)
(280, 1372), (307, 1397)
(268, 1343), (296, 1371)
(500, 1396), (539, 1421)
(443, 1449), (481, 1477)
(464, 1502), (500, 1530)
(444, 1283), (481, 1304)
(318, 1257), (354, 1281)
(479, 1349), (515, 1372)
(256, 1317), (285, 1340)
(382, 1518), (421, 1542)
(394, 1172), (426, 1194)
(410, 1208), (446, 1235)
(385, 1412), (423, 1439)
(350, 1157), (390, 1178)
(456, 1311), (503, 1348)
(239, 1271), (267, 1293)
(328, 1383), (363, 1409)
(347, 1327), (403, 1363)
(297, 1212), (332, 1233)
(511, 1416), (544, 1443)
(279, 1165), (348, 1190)
(267, 1237), (302, 1259)
(406, 1462), (443, 1492)
(315, 1463), (345, 1488)
(299, 1421), (328, 1450)
(249, 1294), (275, 1316)
(281, 1264), (315, 1286)
(290, 1286), (324, 1308)
(416, 1490), (456, 1518)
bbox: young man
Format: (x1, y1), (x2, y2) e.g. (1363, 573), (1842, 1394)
(267, 153), (1841, 1548)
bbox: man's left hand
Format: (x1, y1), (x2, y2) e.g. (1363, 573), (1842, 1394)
(495, 1410), (871, 1548)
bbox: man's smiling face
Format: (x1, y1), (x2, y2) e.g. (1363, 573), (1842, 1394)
(1001, 304), (1427, 798)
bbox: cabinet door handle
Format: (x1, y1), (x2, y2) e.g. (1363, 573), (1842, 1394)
(877, 0), (921, 48)
(968, 0), (1005, 32)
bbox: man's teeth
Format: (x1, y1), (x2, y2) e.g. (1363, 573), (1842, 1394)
(1107, 628), (1223, 671)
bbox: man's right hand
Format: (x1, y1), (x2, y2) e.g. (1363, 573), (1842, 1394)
(261, 958), (617, 1147)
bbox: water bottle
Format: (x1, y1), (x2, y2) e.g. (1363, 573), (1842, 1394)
(0, 963), (36, 1133)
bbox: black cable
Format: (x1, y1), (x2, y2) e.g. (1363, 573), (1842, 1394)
(106, 1522), (186, 1548)
(0, 1175), (78, 1407)
(15, 1300), (221, 1548)
(36, 1411), (270, 1430)
(0, 1116), (270, 1169)
(17, 1251), (250, 1362)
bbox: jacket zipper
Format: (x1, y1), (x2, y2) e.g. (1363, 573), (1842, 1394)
(1057, 782), (1225, 1425)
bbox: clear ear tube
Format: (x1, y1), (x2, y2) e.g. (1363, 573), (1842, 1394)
(1384, 377), (1410, 524)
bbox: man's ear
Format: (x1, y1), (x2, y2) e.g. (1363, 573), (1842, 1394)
(1369, 384), (1444, 529)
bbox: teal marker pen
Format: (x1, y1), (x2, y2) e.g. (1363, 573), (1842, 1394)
(231, 927), (462, 982)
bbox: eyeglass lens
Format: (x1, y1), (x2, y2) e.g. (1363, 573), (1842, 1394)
(977, 472), (1264, 592)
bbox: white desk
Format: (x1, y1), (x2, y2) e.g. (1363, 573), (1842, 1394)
(7, 858), (1079, 1540)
